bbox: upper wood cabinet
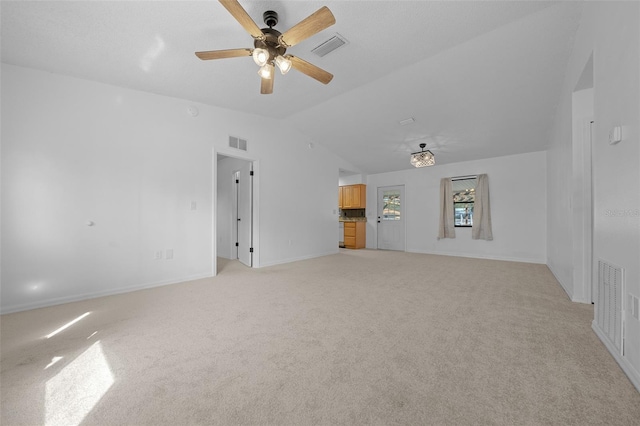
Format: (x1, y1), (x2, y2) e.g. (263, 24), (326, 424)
(338, 186), (344, 209)
(340, 184), (366, 209)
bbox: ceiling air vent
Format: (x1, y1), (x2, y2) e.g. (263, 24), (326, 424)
(311, 33), (348, 57)
(229, 136), (247, 151)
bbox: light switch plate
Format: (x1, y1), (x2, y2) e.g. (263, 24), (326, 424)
(609, 126), (622, 145)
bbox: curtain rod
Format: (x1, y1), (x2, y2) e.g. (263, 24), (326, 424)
(451, 175), (477, 181)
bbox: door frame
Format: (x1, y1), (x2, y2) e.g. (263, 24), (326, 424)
(586, 119), (594, 303)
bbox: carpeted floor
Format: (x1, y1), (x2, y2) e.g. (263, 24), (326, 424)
(1, 249), (639, 425)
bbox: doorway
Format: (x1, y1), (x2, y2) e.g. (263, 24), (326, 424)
(377, 185), (405, 251)
(234, 162), (253, 267)
(571, 57), (594, 303)
(216, 154), (255, 268)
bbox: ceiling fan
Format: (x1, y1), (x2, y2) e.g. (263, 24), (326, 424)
(196, 0), (335, 94)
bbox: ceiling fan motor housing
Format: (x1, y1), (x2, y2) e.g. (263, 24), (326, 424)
(254, 27), (286, 60)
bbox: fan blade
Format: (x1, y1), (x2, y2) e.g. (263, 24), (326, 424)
(219, 0), (264, 39)
(279, 6), (335, 47)
(260, 64), (274, 94)
(289, 56), (333, 84)
(195, 48), (252, 60)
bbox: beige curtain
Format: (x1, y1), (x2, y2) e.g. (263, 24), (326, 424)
(438, 178), (455, 239)
(472, 174), (493, 240)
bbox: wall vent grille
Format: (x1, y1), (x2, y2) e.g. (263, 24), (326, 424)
(596, 259), (624, 353)
(229, 136), (247, 151)
(311, 33), (348, 57)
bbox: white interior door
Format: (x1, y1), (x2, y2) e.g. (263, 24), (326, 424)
(588, 120), (594, 303)
(377, 185), (405, 251)
(237, 161), (253, 267)
(231, 171), (240, 259)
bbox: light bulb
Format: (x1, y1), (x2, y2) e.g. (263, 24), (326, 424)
(258, 64), (273, 79)
(275, 55), (292, 75)
(252, 48), (269, 66)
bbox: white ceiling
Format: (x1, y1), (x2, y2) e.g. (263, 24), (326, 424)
(1, 0), (584, 174)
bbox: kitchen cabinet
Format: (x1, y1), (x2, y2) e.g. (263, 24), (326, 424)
(340, 184), (366, 209)
(343, 221), (365, 249)
(338, 186), (344, 209)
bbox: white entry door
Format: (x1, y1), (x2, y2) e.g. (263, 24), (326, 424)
(377, 185), (405, 251)
(237, 161), (253, 267)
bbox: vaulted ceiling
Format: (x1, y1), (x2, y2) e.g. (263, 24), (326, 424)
(1, 1), (584, 174)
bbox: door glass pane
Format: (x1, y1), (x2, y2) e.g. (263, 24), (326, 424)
(382, 190), (401, 220)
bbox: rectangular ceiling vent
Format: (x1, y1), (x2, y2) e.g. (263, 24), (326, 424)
(311, 33), (348, 57)
(229, 136), (247, 151)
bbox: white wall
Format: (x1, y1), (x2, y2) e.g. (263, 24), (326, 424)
(547, 87), (594, 302)
(366, 151), (547, 263)
(547, 2), (640, 390)
(1, 64), (343, 313)
(338, 174), (365, 186)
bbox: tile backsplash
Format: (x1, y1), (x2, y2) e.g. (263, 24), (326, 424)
(341, 208), (365, 218)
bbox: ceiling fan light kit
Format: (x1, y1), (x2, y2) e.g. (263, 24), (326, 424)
(258, 63), (273, 79)
(275, 55), (292, 75)
(411, 143), (436, 168)
(252, 48), (269, 66)
(196, 0), (335, 94)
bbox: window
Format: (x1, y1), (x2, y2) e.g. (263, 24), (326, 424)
(452, 177), (477, 227)
(382, 190), (401, 220)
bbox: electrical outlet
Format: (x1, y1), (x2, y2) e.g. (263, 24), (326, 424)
(155, 251), (163, 260)
(190, 201), (197, 211)
(166, 249), (174, 260)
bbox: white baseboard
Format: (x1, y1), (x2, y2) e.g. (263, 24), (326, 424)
(592, 320), (640, 393)
(258, 250), (339, 268)
(0, 272), (213, 315)
(406, 248), (546, 265)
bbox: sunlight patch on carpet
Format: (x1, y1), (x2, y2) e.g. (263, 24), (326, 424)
(45, 312), (91, 339)
(44, 356), (63, 370)
(45, 341), (114, 426)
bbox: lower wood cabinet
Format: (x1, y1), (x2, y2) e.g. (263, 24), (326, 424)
(343, 221), (365, 249)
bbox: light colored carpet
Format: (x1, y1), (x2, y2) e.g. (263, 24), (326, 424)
(1, 249), (639, 425)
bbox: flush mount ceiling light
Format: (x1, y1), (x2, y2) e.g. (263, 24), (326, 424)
(410, 143), (435, 167)
(195, 0), (335, 94)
